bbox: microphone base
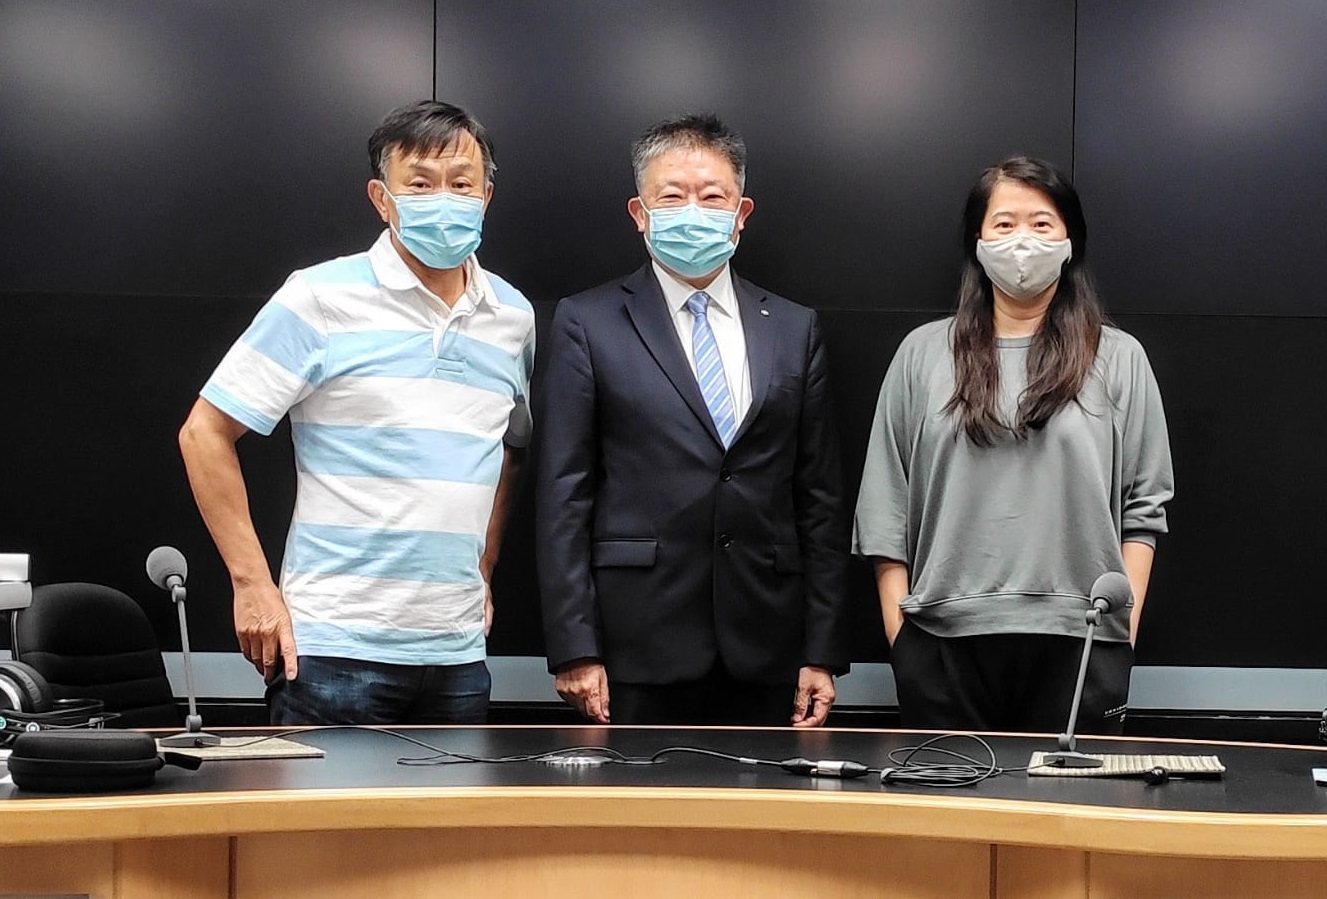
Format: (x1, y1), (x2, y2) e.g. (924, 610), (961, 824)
(1042, 750), (1104, 769)
(158, 731), (221, 748)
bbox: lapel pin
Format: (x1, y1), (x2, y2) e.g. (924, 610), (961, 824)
(760, 309), (770, 316)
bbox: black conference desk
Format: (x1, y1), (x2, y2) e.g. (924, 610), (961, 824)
(5, 726), (1327, 898)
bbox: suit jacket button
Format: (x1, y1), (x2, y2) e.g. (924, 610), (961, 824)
(718, 534), (733, 549)
(719, 468), (732, 482)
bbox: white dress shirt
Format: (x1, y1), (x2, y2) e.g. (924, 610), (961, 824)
(652, 260), (753, 424)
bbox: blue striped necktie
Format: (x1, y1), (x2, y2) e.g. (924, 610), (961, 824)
(686, 291), (738, 447)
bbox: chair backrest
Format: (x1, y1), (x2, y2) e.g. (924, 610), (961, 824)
(11, 582), (181, 728)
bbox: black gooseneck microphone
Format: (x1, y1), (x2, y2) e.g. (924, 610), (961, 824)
(146, 546), (220, 748)
(1043, 571), (1134, 769)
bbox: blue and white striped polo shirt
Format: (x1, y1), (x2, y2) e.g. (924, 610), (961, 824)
(201, 231), (536, 666)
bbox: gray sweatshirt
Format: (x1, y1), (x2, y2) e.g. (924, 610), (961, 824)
(852, 318), (1174, 643)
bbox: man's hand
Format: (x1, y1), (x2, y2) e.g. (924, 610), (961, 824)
(234, 579), (298, 684)
(180, 399), (294, 683)
(791, 665), (835, 727)
(554, 660), (610, 723)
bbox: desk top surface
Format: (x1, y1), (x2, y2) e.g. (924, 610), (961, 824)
(7, 726), (1327, 814)
(7, 726), (1327, 858)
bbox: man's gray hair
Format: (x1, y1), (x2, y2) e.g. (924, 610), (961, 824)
(631, 113), (747, 192)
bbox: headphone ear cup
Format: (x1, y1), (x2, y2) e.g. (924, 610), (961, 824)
(0, 660), (54, 713)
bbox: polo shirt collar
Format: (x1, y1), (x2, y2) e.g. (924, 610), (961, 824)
(368, 229), (500, 310)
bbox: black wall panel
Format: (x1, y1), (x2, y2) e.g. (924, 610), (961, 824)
(1074, 1), (1327, 668)
(1075, 1), (1327, 316)
(0, 294), (288, 649)
(0, 0), (433, 297)
(434, 0), (1075, 311)
(1113, 313), (1327, 667)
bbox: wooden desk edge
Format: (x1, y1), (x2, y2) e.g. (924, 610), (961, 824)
(4, 786), (1327, 860)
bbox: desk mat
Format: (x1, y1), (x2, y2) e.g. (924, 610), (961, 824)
(1027, 751), (1226, 777)
(160, 736), (325, 761)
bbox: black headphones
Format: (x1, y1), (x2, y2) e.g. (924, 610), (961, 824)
(0, 660), (108, 744)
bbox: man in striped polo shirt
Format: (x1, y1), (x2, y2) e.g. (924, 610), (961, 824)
(179, 101), (535, 725)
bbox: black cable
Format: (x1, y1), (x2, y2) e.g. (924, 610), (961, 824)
(2, 708), (122, 732)
(877, 733), (1011, 787)
(648, 734), (1028, 786)
(649, 746), (873, 779)
(648, 745), (784, 768)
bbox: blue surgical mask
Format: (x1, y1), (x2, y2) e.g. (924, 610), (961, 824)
(644, 202), (739, 279)
(384, 187), (484, 270)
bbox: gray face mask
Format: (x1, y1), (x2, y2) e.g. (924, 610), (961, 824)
(976, 234), (1072, 301)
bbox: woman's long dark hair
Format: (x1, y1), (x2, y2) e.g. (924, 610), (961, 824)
(943, 156), (1104, 446)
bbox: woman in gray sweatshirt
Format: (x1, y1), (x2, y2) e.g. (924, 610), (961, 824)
(853, 156), (1174, 733)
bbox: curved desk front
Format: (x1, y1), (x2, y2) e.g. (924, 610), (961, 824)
(4, 726), (1327, 898)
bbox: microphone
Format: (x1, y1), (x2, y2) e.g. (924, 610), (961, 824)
(1042, 572), (1133, 769)
(146, 546), (220, 748)
(146, 546), (187, 592)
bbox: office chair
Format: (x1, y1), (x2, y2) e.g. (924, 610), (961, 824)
(10, 582), (182, 728)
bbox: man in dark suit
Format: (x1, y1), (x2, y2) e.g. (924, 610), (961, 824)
(535, 114), (849, 726)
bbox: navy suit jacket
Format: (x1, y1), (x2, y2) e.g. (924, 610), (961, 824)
(534, 264), (850, 685)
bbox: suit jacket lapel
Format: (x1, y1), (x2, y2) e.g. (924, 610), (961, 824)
(622, 265), (724, 446)
(733, 273), (773, 446)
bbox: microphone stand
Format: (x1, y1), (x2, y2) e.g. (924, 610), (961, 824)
(157, 580), (220, 748)
(1043, 598), (1111, 768)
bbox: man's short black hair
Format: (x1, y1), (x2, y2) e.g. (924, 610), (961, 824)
(368, 100), (496, 183)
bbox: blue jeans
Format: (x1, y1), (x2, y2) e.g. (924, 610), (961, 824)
(267, 656), (491, 726)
